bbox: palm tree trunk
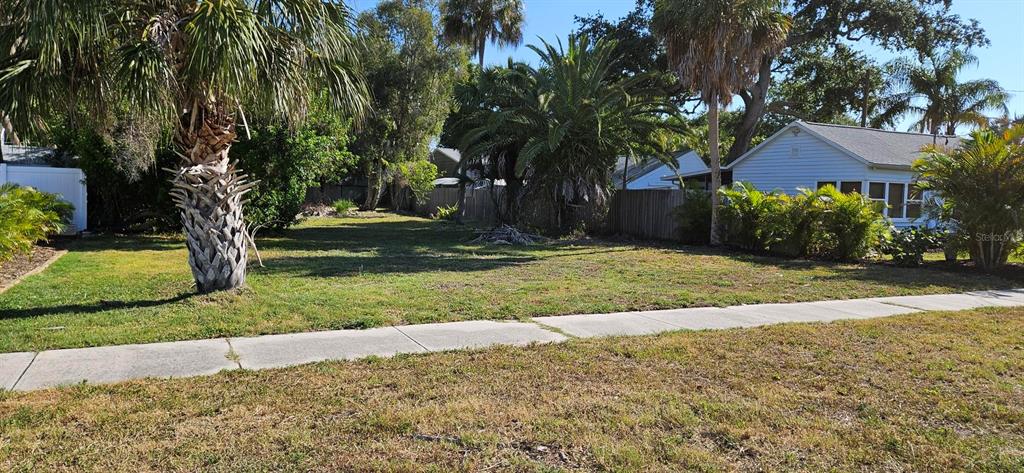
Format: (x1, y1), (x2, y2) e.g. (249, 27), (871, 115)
(477, 35), (486, 68)
(169, 111), (254, 293)
(708, 97), (722, 246)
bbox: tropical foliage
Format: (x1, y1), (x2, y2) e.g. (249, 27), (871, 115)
(652, 0), (792, 245)
(719, 183), (885, 261)
(880, 50), (1008, 135)
(881, 227), (942, 267)
(0, 185), (73, 262)
(460, 36), (680, 234)
(1, 0), (368, 292)
(915, 125), (1024, 270)
(441, 0), (524, 67)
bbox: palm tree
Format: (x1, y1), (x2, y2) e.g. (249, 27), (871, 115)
(879, 50), (1008, 135)
(461, 36), (680, 234)
(652, 0), (790, 245)
(0, 1), (367, 293)
(915, 125), (1024, 270)
(441, 0), (524, 68)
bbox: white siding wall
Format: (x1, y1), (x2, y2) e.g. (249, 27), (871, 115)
(1, 164), (88, 233)
(731, 131), (931, 228)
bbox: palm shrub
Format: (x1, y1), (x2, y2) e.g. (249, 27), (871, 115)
(461, 36), (680, 235)
(0, 185), (73, 262)
(803, 185), (886, 260)
(717, 182), (885, 260)
(718, 182), (792, 253)
(2, 0), (367, 292)
(915, 125), (1024, 270)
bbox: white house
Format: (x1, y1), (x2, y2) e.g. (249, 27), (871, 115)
(1, 138), (87, 233)
(669, 121), (957, 228)
(613, 150), (707, 190)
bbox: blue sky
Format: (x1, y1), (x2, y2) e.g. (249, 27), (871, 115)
(350, 0), (1024, 130)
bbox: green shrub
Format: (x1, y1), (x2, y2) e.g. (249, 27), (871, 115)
(232, 106), (357, 230)
(719, 182), (793, 253)
(434, 204), (458, 221)
(718, 182), (885, 261)
(804, 186), (886, 261)
(881, 227), (941, 267)
(397, 160), (439, 203)
(332, 199), (356, 216)
(0, 184), (73, 261)
(673, 189), (711, 245)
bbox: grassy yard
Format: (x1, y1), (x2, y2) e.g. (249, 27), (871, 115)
(0, 213), (1020, 353)
(1, 307), (1021, 471)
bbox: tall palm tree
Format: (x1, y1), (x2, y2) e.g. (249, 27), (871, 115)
(461, 36), (680, 234)
(652, 0), (790, 246)
(879, 50), (1008, 135)
(0, 0), (367, 293)
(441, 0), (524, 68)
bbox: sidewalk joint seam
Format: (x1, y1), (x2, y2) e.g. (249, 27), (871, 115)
(224, 338), (243, 370)
(632, 311), (689, 329)
(529, 320), (578, 339)
(11, 352), (38, 391)
(874, 300), (927, 310)
(392, 326), (429, 352)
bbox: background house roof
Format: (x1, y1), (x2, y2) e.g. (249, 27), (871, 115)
(611, 156), (668, 186)
(0, 145), (55, 166)
(430, 147), (462, 177)
(800, 122), (960, 168)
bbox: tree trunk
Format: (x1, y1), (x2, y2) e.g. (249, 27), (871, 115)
(169, 107), (254, 293)
(708, 97), (723, 246)
(477, 35), (486, 68)
(363, 160), (385, 210)
(726, 58), (772, 161)
(2, 113), (20, 145)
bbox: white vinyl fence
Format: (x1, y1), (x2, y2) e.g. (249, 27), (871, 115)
(1, 163), (87, 233)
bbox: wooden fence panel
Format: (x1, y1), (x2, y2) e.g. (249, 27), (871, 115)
(606, 189), (685, 241)
(418, 187), (687, 242)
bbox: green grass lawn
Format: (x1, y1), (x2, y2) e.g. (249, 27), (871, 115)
(1, 307), (1021, 471)
(0, 213), (1020, 353)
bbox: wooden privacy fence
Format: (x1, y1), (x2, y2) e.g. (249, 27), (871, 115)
(605, 189), (685, 241)
(417, 186), (687, 241)
(416, 186), (502, 225)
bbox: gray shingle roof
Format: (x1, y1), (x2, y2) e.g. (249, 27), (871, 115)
(802, 122), (960, 168)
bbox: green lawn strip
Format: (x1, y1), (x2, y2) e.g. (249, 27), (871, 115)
(1, 308), (1021, 471)
(0, 213), (1020, 353)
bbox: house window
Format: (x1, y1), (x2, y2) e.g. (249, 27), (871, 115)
(887, 183), (906, 219)
(868, 182), (886, 200)
(867, 182), (916, 218)
(840, 181), (862, 194)
(816, 181), (836, 190)
(906, 185), (922, 219)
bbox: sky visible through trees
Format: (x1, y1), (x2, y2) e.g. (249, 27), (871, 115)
(351, 0), (1024, 132)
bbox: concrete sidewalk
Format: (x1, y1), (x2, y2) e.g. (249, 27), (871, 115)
(4, 288), (1023, 392)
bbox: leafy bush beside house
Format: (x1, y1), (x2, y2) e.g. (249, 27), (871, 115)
(0, 185), (73, 262)
(915, 125), (1024, 270)
(717, 182), (885, 261)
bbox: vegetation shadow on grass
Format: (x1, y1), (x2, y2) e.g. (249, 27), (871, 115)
(0, 293), (194, 320)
